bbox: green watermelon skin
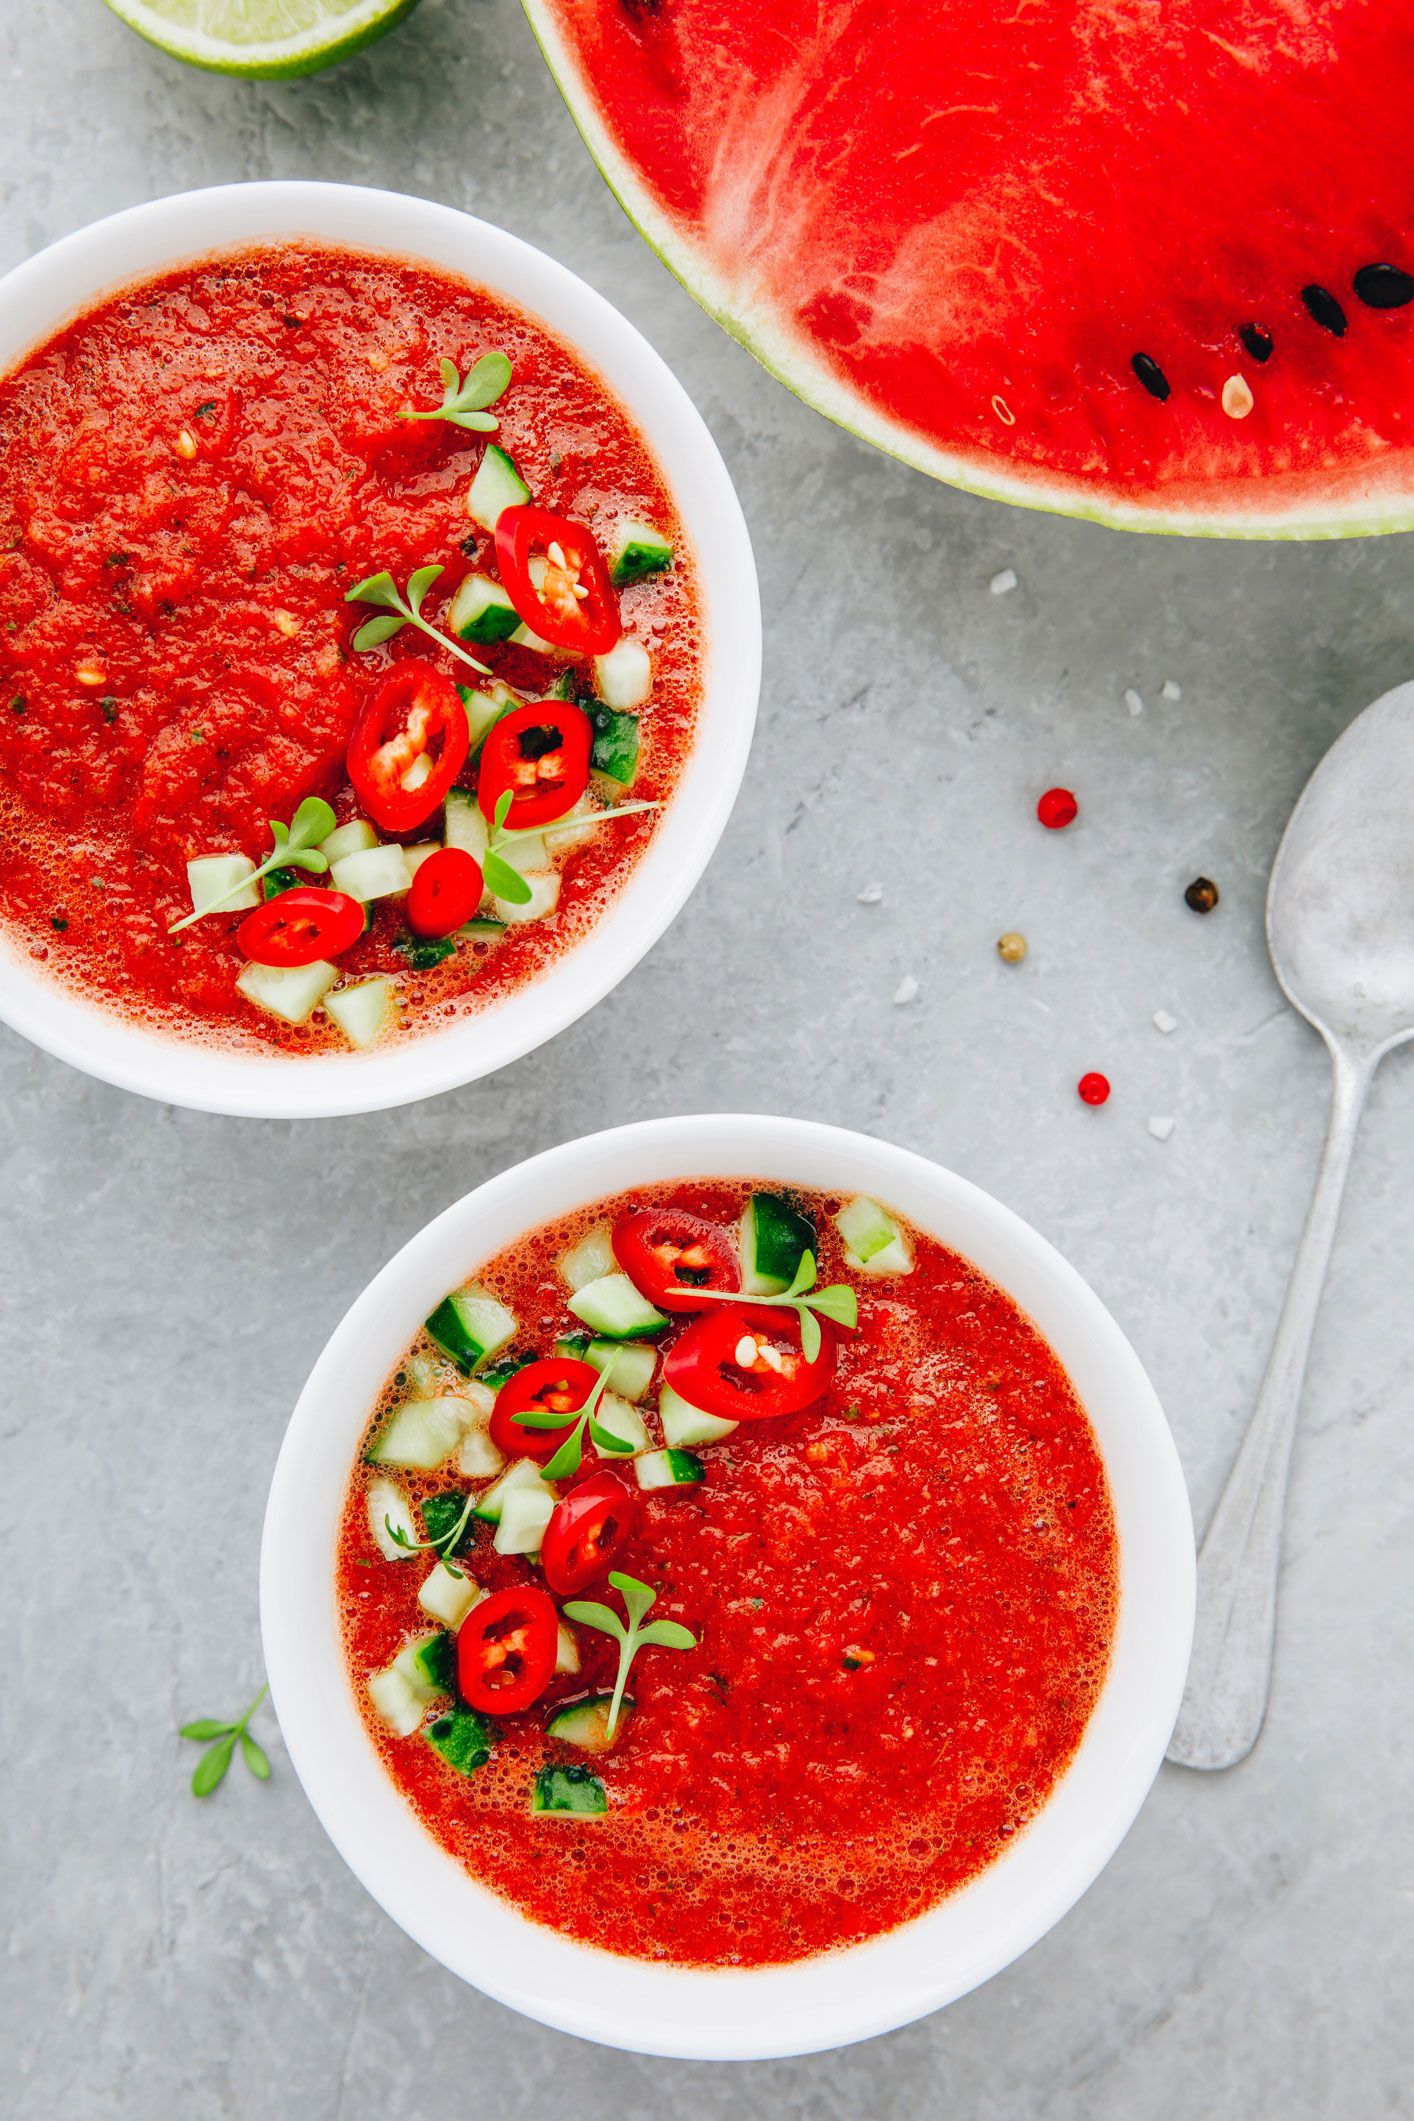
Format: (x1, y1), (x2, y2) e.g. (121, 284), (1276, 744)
(525, 0), (1414, 536)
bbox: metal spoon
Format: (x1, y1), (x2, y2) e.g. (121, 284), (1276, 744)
(1167, 678), (1414, 1771)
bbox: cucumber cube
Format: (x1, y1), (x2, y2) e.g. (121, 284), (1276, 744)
(658, 1382), (738, 1449)
(425, 1288), (517, 1375)
(324, 976), (394, 1051)
(494, 1483), (554, 1556)
(740, 1191), (816, 1295)
(834, 1195), (915, 1276)
(426, 1705), (495, 1776)
(568, 1272), (668, 1340)
(366, 1396), (466, 1470)
(367, 1663), (426, 1738)
(584, 1337), (657, 1402)
(466, 443), (530, 532)
(592, 635), (652, 710)
(367, 1475), (417, 1561)
(593, 1391), (651, 1456)
(186, 852), (258, 915)
(330, 843), (412, 903)
(472, 1458), (545, 1525)
(533, 1763), (607, 1813)
(449, 572), (520, 644)
(457, 679), (520, 752)
(236, 958), (339, 1026)
(492, 871), (560, 923)
(318, 818), (378, 865)
(417, 1563), (485, 1630)
(557, 1222), (615, 1292)
(635, 1448), (705, 1490)
(609, 518), (673, 587)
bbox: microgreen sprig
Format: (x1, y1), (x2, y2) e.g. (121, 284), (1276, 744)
(346, 564), (491, 675)
(564, 1572), (697, 1741)
(399, 352), (512, 433)
(384, 1491), (478, 1579)
(514, 1349), (636, 1482)
(179, 1684), (271, 1797)
(692, 1251), (857, 1361)
(168, 796), (336, 933)
(482, 787), (663, 908)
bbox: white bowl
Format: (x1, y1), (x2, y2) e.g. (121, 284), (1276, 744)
(261, 1113), (1194, 2060)
(0, 183), (759, 1117)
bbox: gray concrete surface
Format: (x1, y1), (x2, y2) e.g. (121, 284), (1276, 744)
(2, 3), (1411, 2115)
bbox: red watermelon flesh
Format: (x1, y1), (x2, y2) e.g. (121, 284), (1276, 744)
(525, 0), (1414, 534)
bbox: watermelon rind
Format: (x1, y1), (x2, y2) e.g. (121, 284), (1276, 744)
(522, 0), (1414, 540)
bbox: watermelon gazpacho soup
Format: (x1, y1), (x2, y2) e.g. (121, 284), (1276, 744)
(0, 244), (701, 1054)
(338, 1179), (1118, 1967)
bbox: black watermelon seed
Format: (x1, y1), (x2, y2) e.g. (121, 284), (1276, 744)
(1301, 284), (1347, 336)
(1238, 323), (1274, 363)
(1353, 262), (1414, 310)
(1131, 352), (1171, 401)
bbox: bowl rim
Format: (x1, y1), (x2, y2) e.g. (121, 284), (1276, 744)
(260, 1112), (1195, 2059)
(0, 180), (760, 1117)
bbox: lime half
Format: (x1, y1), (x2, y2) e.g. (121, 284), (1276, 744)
(103, 0), (421, 77)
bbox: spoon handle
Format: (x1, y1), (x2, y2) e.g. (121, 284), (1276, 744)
(1166, 1043), (1373, 1771)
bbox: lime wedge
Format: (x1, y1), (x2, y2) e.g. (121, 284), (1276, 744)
(103, 0), (420, 76)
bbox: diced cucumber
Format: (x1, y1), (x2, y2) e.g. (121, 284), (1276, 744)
(444, 786), (489, 861)
(418, 1562), (485, 1630)
(555, 1622), (581, 1676)
(593, 1391), (651, 1456)
(420, 1489), (479, 1555)
(545, 1693), (630, 1753)
(236, 958), (338, 1025)
(403, 1352), (441, 1395)
(592, 635), (652, 710)
(608, 518), (674, 588)
(325, 976), (394, 1051)
(262, 867), (300, 900)
(397, 932), (456, 971)
(367, 1663), (426, 1738)
(494, 1482), (555, 1556)
(568, 1272), (668, 1340)
(331, 843), (412, 903)
(367, 1475), (417, 1561)
(466, 443), (530, 532)
(449, 572), (520, 644)
(366, 1396), (466, 1471)
(544, 793), (599, 853)
(318, 818), (377, 865)
(426, 1704), (495, 1775)
(426, 1288), (516, 1375)
(186, 852), (258, 915)
(658, 1381), (738, 1449)
(578, 1337), (657, 1402)
(557, 1221), (615, 1292)
(456, 1425), (505, 1480)
(472, 1457), (545, 1525)
(493, 871), (560, 923)
(636, 1448), (705, 1490)
(533, 1763), (607, 1814)
(834, 1195), (915, 1276)
(404, 842), (440, 878)
(457, 678), (520, 752)
(740, 1191), (816, 1295)
(588, 704), (640, 786)
(392, 1631), (452, 1703)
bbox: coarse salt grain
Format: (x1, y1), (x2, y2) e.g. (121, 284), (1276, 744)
(857, 883), (884, 905)
(1161, 679), (1182, 702)
(1124, 687), (1144, 716)
(893, 974), (919, 1005)
(1152, 1009), (1178, 1034)
(990, 568), (1018, 596)
(1148, 1116), (1176, 1142)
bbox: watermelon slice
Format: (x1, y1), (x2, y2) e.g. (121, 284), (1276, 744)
(524, 0), (1414, 536)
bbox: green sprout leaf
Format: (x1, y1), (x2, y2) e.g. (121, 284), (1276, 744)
(516, 1351), (624, 1482)
(168, 799), (335, 933)
(398, 351), (513, 432)
(384, 1490), (478, 1579)
(683, 1249), (858, 1350)
(180, 1684), (271, 1797)
(345, 566), (490, 677)
(564, 1572), (697, 1740)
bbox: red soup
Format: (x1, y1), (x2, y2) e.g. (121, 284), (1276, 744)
(338, 1179), (1119, 1967)
(0, 244), (702, 1054)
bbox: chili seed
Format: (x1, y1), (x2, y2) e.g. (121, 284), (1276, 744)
(1077, 1072), (1111, 1106)
(1353, 262), (1414, 310)
(997, 931), (1028, 964)
(1131, 352), (1171, 401)
(1239, 323), (1273, 363)
(1301, 284), (1347, 336)
(1184, 876), (1220, 913)
(1037, 786), (1078, 829)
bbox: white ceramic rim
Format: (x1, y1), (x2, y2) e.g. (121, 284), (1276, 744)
(261, 1113), (1194, 2060)
(0, 182), (760, 1117)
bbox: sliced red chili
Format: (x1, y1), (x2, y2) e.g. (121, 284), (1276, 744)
(456, 1586), (558, 1716)
(346, 662), (469, 834)
(540, 1471), (638, 1597)
(477, 699), (593, 830)
(613, 1209), (741, 1315)
(236, 887), (364, 967)
(489, 1356), (600, 1461)
(407, 846), (483, 938)
(665, 1304), (837, 1422)
(493, 505), (620, 655)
